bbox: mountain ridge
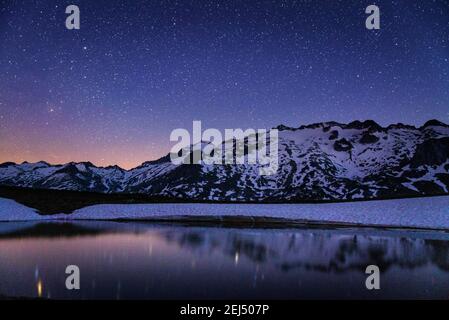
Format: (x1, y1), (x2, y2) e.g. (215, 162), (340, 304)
(4, 119), (448, 170)
(2, 119), (449, 201)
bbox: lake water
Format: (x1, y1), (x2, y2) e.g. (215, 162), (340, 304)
(0, 221), (448, 299)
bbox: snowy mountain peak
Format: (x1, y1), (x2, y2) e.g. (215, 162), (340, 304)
(422, 119), (449, 129)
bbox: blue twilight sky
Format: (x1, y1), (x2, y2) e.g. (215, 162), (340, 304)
(0, 0), (448, 168)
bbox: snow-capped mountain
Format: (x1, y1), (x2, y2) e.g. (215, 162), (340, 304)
(1, 119), (449, 201)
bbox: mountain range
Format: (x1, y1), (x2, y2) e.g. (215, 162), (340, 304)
(1, 119), (449, 202)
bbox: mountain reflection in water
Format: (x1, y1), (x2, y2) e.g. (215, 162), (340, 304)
(0, 221), (448, 299)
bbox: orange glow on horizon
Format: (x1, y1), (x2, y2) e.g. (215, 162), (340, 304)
(0, 145), (169, 170)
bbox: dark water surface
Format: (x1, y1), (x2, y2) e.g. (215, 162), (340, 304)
(0, 221), (448, 299)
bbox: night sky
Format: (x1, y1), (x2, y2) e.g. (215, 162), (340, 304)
(0, 0), (448, 168)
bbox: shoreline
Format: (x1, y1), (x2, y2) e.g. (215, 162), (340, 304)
(65, 215), (449, 233)
(0, 215), (449, 234)
(1, 185), (449, 215)
(1, 196), (449, 232)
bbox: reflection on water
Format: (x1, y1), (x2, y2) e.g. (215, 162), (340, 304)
(0, 221), (448, 299)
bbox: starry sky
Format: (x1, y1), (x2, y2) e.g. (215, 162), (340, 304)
(0, 0), (448, 169)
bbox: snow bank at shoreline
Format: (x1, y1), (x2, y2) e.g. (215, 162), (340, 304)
(0, 198), (49, 221)
(0, 196), (448, 230)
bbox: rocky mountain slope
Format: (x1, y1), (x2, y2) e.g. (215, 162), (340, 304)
(1, 119), (449, 201)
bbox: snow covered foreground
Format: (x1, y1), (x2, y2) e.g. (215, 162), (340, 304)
(0, 196), (448, 230)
